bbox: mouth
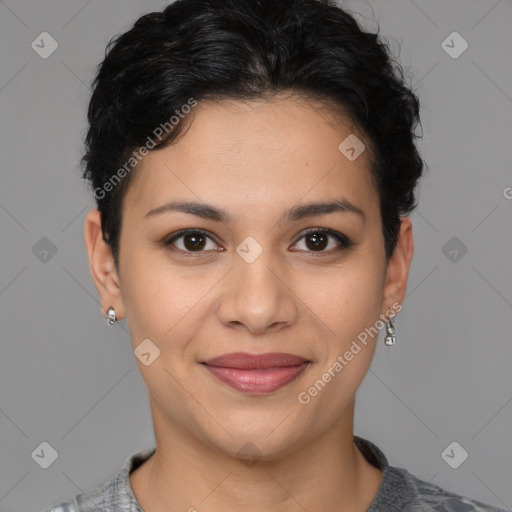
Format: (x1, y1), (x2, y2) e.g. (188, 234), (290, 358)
(200, 352), (311, 394)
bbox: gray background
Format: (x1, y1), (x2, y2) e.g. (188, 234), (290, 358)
(0, 0), (511, 510)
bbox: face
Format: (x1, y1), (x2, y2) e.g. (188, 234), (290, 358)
(85, 95), (413, 461)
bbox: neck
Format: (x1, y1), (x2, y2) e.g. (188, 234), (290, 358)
(130, 399), (382, 512)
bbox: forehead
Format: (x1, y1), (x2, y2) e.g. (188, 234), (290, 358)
(123, 95), (379, 222)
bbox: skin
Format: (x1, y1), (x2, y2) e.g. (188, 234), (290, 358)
(84, 94), (414, 512)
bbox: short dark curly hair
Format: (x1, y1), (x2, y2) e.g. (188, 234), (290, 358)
(82, 0), (425, 270)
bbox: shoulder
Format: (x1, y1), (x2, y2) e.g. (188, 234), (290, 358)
(395, 466), (507, 512)
(40, 472), (114, 512)
(41, 482), (107, 512)
(40, 446), (155, 512)
(354, 436), (506, 512)
(41, 480), (127, 512)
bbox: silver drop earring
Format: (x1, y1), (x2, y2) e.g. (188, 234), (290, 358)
(106, 306), (117, 325)
(384, 312), (396, 346)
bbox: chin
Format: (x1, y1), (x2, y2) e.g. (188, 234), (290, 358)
(199, 421), (308, 464)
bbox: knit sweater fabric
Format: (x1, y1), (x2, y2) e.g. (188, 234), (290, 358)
(43, 436), (507, 512)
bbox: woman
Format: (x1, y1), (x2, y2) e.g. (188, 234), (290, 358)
(44, 0), (506, 510)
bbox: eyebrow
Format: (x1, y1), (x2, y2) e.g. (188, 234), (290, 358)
(144, 198), (365, 223)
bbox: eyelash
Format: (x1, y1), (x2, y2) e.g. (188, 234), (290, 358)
(163, 228), (354, 257)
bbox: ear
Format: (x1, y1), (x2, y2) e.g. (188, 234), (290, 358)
(84, 209), (125, 320)
(381, 217), (414, 317)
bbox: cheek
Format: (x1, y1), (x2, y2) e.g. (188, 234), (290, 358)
(290, 254), (384, 404)
(118, 248), (173, 343)
(295, 259), (384, 342)
(119, 251), (214, 353)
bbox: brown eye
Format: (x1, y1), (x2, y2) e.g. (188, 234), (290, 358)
(292, 228), (353, 254)
(165, 230), (218, 253)
(304, 232), (329, 251)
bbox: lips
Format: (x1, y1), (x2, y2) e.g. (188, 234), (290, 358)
(202, 352), (309, 369)
(201, 352), (310, 394)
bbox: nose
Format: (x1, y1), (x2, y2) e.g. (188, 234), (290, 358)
(216, 248), (298, 335)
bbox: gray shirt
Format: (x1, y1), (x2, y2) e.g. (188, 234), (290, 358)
(43, 436), (507, 511)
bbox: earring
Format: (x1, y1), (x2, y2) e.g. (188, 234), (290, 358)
(384, 311), (396, 346)
(106, 306), (117, 325)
